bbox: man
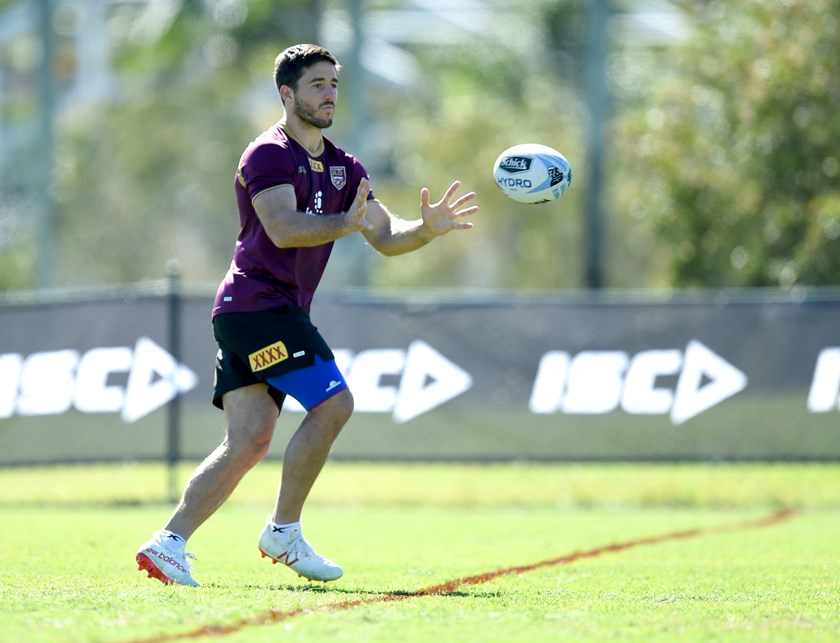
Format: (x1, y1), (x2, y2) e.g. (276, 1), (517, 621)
(135, 44), (478, 587)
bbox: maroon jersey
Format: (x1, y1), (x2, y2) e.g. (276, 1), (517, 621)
(213, 124), (373, 316)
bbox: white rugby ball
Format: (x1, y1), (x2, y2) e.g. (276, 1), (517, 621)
(492, 143), (572, 204)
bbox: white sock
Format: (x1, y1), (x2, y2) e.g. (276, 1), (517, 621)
(270, 521), (301, 537)
(158, 529), (187, 554)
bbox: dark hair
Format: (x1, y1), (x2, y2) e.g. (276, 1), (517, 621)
(274, 44), (340, 95)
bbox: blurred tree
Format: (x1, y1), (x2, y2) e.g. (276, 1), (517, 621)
(361, 0), (590, 290)
(8, 0), (839, 292)
(51, 0), (323, 286)
(47, 0), (594, 291)
(612, 0), (840, 288)
(28, 0), (835, 292)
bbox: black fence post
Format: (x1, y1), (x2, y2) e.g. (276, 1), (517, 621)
(165, 261), (182, 504)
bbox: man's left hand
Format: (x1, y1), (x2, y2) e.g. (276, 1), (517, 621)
(420, 181), (478, 237)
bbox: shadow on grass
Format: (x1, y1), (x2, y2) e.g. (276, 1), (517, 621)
(232, 582), (497, 599)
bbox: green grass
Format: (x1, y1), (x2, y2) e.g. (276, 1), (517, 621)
(0, 462), (839, 642)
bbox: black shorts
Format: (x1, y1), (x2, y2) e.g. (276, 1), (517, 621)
(212, 306), (336, 411)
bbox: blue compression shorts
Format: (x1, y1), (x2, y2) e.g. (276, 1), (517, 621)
(267, 354), (347, 411)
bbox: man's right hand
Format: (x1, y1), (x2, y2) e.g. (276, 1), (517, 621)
(345, 178), (373, 232)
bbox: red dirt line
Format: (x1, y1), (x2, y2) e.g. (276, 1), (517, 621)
(137, 508), (799, 642)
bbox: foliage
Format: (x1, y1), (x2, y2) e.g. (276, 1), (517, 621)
(4, 0), (838, 291)
(56, 86), (252, 285)
(50, 0), (321, 286)
(360, 0), (590, 290)
(7, 0), (596, 291)
(612, 0), (840, 288)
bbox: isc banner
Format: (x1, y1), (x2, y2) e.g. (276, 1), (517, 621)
(1, 290), (839, 464)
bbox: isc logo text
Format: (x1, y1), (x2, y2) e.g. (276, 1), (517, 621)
(529, 340), (747, 425)
(0, 337), (196, 422)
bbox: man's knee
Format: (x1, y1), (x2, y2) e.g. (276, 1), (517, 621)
(313, 388), (354, 426)
(224, 417), (274, 466)
(222, 385), (279, 466)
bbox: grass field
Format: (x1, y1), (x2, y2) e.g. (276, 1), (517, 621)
(1, 462), (839, 642)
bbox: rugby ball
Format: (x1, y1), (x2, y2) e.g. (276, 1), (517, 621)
(492, 143), (572, 204)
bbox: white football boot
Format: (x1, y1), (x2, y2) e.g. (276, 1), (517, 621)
(136, 531), (200, 587)
(258, 516), (343, 582)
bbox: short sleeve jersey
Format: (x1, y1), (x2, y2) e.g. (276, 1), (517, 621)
(212, 124), (373, 317)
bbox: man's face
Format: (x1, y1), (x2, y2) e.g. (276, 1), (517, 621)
(290, 61), (338, 129)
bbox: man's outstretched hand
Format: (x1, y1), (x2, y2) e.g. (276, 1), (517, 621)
(420, 180), (479, 237)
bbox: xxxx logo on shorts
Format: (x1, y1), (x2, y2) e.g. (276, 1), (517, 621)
(249, 340), (289, 372)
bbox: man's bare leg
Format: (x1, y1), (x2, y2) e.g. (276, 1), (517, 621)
(272, 388), (354, 524)
(165, 384), (279, 539)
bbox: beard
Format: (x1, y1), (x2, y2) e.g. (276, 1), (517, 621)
(294, 96), (333, 129)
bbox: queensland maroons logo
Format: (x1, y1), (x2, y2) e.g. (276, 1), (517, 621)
(330, 166), (347, 189)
